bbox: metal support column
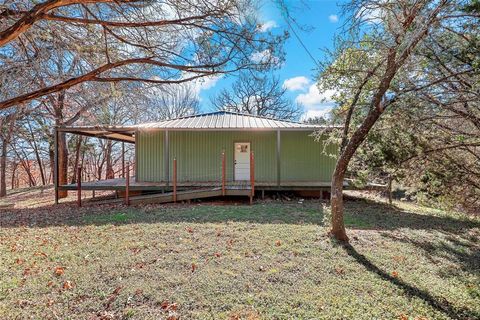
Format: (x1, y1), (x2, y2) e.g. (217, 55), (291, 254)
(276, 130), (281, 187)
(164, 130), (169, 186)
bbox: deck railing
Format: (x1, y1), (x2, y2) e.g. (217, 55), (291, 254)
(73, 150), (256, 207)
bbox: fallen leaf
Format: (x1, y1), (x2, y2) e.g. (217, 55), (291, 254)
(186, 227), (194, 233)
(160, 300), (178, 311)
(34, 251), (48, 258)
(191, 263), (196, 273)
(214, 252), (221, 258)
(54, 266), (65, 276)
(63, 280), (74, 290)
(104, 286), (123, 310)
(15, 258), (25, 265)
(160, 300), (170, 310)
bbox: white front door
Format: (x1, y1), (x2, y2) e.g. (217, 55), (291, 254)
(234, 142), (250, 181)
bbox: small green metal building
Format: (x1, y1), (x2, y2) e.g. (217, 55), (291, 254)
(134, 111), (337, 186)
(56, 111), (338, 203)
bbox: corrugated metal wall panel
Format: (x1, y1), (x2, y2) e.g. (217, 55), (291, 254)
(136, 130), (165, 182)
(136, 130), (337, 183)
(167, 131), (276, 182)
(280, 131), (337, 181)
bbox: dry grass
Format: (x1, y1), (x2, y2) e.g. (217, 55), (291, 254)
(0, 188), (479, 319)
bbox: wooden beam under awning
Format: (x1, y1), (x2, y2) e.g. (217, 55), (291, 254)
(57, 127), (135, 143)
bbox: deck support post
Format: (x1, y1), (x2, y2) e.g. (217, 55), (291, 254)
(276, 130), (281, 187)
(250, 151), (254, 205)
(77, 166), (82, 207)
(54, 127), (59, 204)
(121, 142), (125, 178)
(164, 130), (169, 187)
(173, 158), (177, 203)
(221, 151), (226, 196)
(125, 163), (130, 206)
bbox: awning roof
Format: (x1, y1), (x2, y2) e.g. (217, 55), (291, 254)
(58, 111), (329, 143)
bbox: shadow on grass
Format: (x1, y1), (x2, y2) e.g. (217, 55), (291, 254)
(381, 232), (480, 276)
(342, 243), (480, 320)
(343, 195), (479, 232)
(0, 194), (478, 232)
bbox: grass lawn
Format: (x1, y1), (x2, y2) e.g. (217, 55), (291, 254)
(0, 188), (479, 319)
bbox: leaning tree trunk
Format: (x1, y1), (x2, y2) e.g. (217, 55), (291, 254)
(330, 107), (384, 241)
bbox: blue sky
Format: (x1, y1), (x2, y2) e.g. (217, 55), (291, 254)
(197, 0), (345, 119)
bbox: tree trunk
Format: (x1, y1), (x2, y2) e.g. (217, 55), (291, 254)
(330, 107), (384, 241)
(0, 114), (17, 197)
(0, 139), (7, 197)
(388, 177), (393, 206)
(330, 168), (348, 241)
(54, 90), (69, 198)
(11, 161), (18, 190)
(28, 120), (46, 185)
(105, 140), (114, 179)
(70, 136), (82, 183)
(58, 131), (68, 198)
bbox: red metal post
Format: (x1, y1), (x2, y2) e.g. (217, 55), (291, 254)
(221, 151), (226, 196)
(77, 166), (82, 207)
(250, 151), (255, 204)
(173, 158), (177, 203)
(125, 162), (130, 206)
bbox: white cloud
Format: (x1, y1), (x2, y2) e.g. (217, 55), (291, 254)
(302, 108), (333, 120)
(283, 76), (311, 91)
(250, 49), (280, 65)
(258, 20), (278, 32)
(191, 75), (222, 101)
(357, 6), (383, 24)
(328, 14), (339, 23)
(295, 84), (337, 120)
(194, 75), (221, 92)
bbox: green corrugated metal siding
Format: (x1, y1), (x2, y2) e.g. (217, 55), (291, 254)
(280, 131), (337, 181)
(136, 130), (337, 183)
(136, 130), (165, 181)
(167, 131), (276, 182)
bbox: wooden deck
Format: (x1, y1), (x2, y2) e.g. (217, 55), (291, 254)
(59, 177), (333, 191)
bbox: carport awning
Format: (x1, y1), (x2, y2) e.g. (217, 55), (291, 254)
(57, 126), (136, 143)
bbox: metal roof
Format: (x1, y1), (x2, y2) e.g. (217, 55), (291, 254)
(58, 111), (328, 143)
(134, 111), (323, 130)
